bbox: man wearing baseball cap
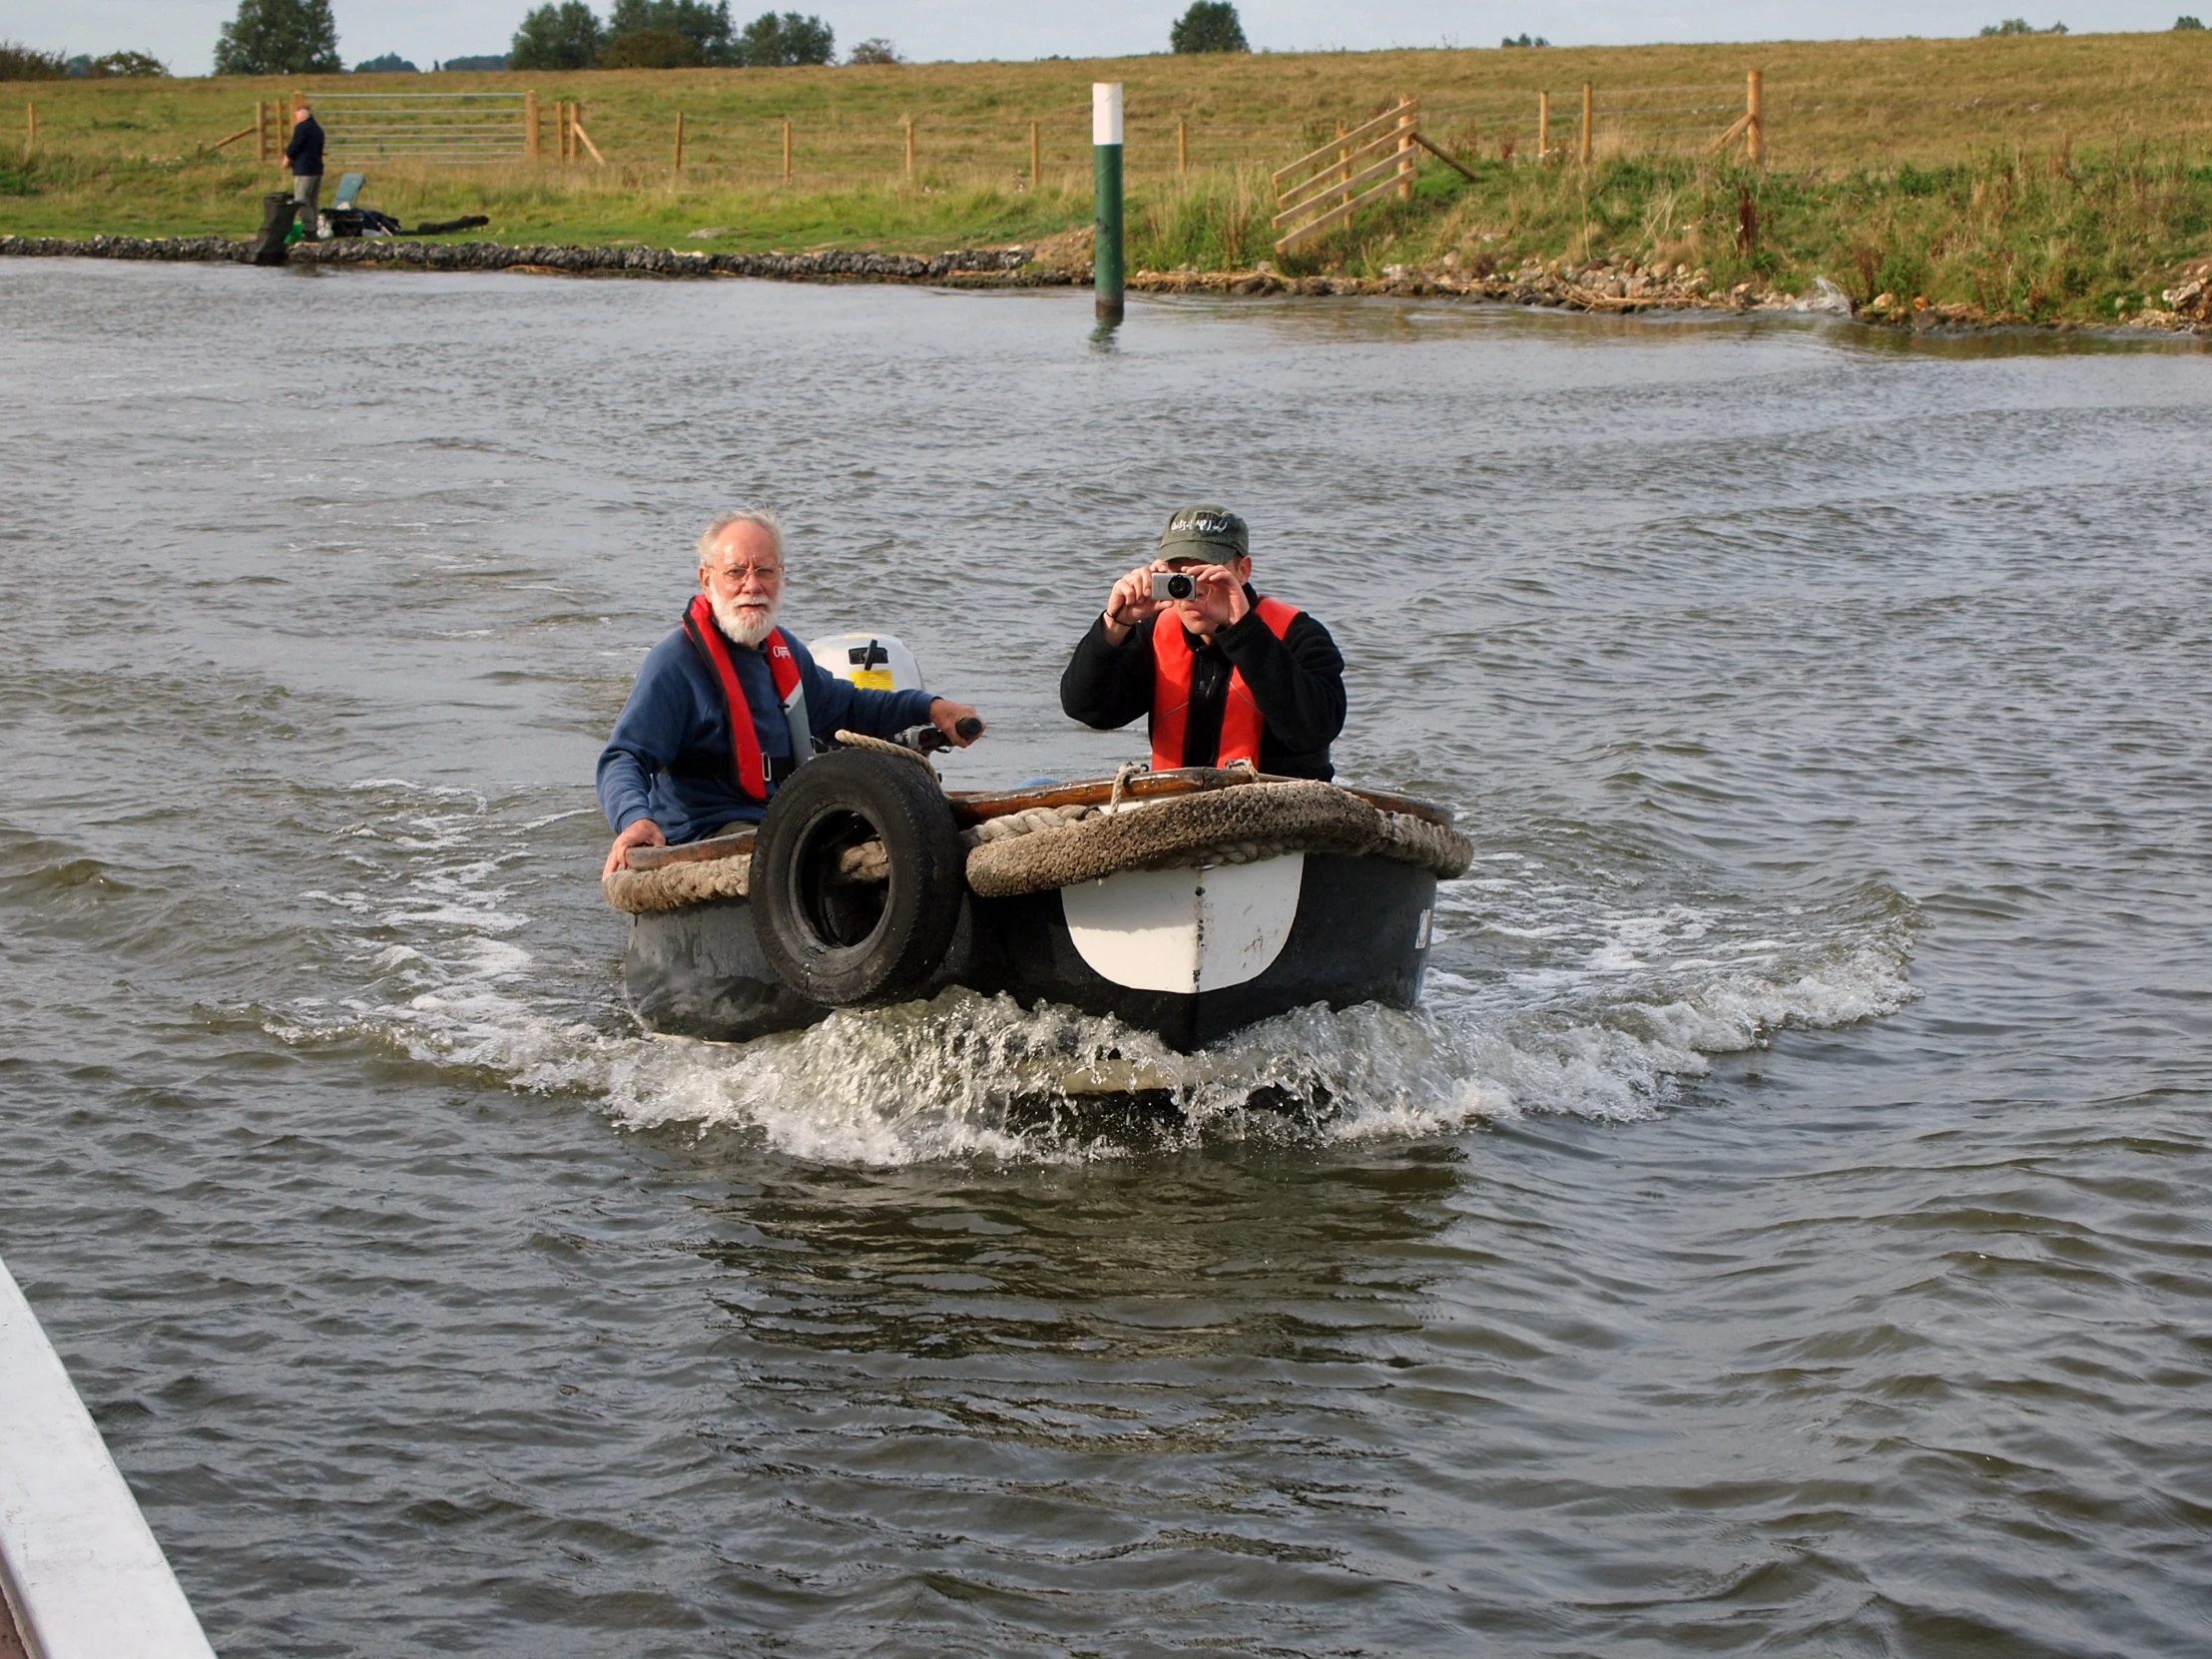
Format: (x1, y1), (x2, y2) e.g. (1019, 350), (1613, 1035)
(1059, 505), (1346, 779)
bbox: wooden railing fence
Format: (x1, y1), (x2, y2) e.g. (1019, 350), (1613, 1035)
(181, 73), (1770, 186)
(1271, 98), (1419, 253)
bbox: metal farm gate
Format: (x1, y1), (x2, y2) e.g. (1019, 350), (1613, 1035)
(310, 92), (531, 164)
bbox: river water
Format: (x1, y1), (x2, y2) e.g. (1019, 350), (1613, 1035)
(2, 261), (2208, 1656)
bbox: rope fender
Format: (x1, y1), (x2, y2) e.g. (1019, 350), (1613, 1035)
(964, 780), (1471, 898)
(603, 779), (1473, 912)
(603, 852), (751, 914)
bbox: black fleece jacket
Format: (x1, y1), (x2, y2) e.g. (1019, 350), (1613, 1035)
(1059, 587), (1347, 780)
(284, 115), (325, 177)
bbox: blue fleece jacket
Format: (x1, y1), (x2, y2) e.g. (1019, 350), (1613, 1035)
(596, 623), (938, 843)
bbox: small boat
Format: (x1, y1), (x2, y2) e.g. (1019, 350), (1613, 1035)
(606, 746), (1472, 1055)
(0, 1254), (219, 1659)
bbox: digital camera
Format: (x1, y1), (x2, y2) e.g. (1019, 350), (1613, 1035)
(1151, 571), (1199, 601)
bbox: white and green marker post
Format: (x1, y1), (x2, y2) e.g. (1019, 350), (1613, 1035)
(1093, 82), (1125, 325)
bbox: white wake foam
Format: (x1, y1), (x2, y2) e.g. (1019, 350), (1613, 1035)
(267, 782), (1920, 1166)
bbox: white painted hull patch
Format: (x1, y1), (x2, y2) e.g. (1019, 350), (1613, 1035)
(1060, 853), (1305, 993)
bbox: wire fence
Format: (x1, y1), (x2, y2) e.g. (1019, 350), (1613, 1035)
(24, 61), (2209, 185)
(511, 81), (1764, 187)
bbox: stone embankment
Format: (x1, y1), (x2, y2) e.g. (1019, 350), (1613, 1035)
(3, 235), (2203, 333)
(1126, 255), (1760, 310)
(1119, 255), (2207, 333)
(0, 234), (1032, 282)
(2116, 261), (2212, 330)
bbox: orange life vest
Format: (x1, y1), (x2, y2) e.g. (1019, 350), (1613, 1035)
(1149, 596), (1301, 771)
(683, 595), (809, 801)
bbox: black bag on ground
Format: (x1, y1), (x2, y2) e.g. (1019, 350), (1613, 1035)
(322, 208), (403, 239)
(250, 193), (295, 266)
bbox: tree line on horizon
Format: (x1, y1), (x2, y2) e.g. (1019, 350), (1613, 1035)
(507, 3), (843, 70)
(11, 2), (2203, 83)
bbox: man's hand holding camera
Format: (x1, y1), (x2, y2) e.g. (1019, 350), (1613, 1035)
(1102, 560), (1251, 646)
(1101, 564), (1164, 644)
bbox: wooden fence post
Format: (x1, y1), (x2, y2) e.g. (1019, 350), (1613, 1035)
(1396, 96), (1415, 199)
(1178, 119), (1188, 174)
(903, 116), (914, 177)
(570, 104), (603, 164)
(1747, 69), (1764, 165)
(1538, 91), (1550, 160)
(673, 110), (685, 175)
(783, 118), (793, 180)
(525, 90), (539, 162)
(22, 101), (33, 162)
(1580, 82), (1593, 165)
(1029, 120), (1039, 186)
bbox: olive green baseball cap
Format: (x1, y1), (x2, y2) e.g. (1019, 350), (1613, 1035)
(1158, 504), (1249, 561)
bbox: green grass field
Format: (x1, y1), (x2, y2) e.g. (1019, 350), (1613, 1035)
(4, 31), (2210, 321)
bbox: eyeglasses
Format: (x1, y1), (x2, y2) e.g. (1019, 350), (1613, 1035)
(704, 563), (783, 585)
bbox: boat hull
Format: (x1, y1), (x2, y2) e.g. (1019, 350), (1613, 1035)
(623, 851), (1434, 1051)
(623, 894), (831, 1042)
(967, 852), (1433, 1050)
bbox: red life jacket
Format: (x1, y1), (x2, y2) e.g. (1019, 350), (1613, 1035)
(1149, 596), (1301, 771)
(682, 595), (811, 801)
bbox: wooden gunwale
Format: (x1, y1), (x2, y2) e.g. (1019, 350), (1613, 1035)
(622, 770), (1455, 871)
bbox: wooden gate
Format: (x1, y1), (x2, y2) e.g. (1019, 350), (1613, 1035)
(1271, 98), (1418, 254)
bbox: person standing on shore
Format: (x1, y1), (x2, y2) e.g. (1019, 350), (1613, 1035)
(284, 97), (325, 242)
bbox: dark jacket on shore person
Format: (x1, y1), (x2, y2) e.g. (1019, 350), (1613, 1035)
(1060, 581), (1348, 781)
(598, 621), (937, 845)
(284, 113), (324, 177)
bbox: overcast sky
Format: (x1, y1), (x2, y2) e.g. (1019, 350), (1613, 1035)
(11, 2), (2175, 75)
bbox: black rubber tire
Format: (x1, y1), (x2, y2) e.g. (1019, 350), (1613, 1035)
(751, 749), (966, 1008)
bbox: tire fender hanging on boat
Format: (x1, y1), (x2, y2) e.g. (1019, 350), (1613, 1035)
(750, 748), (966, 1008)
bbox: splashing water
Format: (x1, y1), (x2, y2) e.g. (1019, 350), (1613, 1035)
(266, 783), (1917, 1166)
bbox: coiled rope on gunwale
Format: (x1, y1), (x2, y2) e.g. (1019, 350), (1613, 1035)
(602, 767), (1473, 913)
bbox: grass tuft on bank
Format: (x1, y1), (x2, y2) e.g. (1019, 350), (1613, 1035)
(1254, 146), (2212, 321)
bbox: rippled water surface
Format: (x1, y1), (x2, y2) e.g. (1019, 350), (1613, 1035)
(3, 261), (2210, 1656)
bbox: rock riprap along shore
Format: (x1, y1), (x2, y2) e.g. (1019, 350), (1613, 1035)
(1122, 254), (2211, 333)
(3, 236), (2203, 334)
(0, 235), (1033, 282)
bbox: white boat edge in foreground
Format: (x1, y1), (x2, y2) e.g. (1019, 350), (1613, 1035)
(0, 1254), (218, 1659)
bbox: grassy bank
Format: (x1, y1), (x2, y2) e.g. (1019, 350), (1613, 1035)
(4, 31), (2209, 321)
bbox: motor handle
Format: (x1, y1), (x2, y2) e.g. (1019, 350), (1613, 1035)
(893, 716), (983, 755)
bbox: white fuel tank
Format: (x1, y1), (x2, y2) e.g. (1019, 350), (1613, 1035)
(808, 632), (923, 694)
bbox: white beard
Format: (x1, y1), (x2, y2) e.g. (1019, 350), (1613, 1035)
(710, 592), (777, 648)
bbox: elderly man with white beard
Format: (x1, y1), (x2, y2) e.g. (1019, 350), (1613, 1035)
(596, 509), (985, 878)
